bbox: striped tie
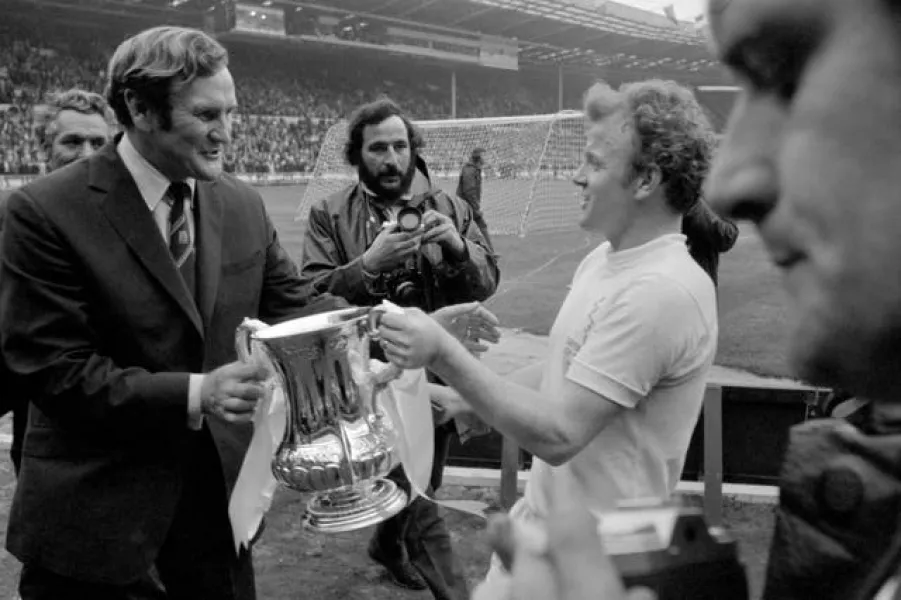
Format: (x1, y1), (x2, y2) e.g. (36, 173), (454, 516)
(167, 182), (196, 299)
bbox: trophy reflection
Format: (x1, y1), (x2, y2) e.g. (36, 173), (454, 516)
(235, 307), (408, 533)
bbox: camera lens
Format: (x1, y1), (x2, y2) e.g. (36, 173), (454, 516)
(397, 207), (422, 232)
(393, 281), (424, 306)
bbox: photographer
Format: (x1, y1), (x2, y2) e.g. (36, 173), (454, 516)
(299, 97), (499, 600)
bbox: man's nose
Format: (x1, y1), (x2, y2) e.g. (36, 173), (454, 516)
(77, 141), (96, 159)
(211, 116), (231, 145)
(384, 148), (400, 167)
(705, 99), (782, 224)
(572, 166), (587, 188)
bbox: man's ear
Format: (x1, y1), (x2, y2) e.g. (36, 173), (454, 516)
(123, 89), (155, 132)
(633, 164), (663, 201)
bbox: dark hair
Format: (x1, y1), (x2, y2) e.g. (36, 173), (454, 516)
(471, 147), (485, 161)
(106, 26), (228, 131)
(343, 96), (424, 167)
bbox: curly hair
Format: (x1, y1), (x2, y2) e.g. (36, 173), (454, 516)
(39, 88), (113, 148)
(106, 26), (228, 131)
(343, 96), (424, 167)
(584, 79), (717, 214)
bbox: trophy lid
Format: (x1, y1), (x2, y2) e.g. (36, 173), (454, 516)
(254, 307), (372, 340)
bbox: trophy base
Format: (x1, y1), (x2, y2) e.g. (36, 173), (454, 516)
(303, 479), (408, 533)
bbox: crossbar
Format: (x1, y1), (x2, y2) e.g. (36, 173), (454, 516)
(415, 111), (583, 127)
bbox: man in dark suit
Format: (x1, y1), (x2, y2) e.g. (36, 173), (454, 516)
(1, 26), (343, 599)
(455, 147), (493, 248)
(0, 88), (114, 475)
(681, 198), (738, 287)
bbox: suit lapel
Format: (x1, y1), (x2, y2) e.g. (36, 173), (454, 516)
(93, 140), (204, 336)
(194, 180), (223, 334)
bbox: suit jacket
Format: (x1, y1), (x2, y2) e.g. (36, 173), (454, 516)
(0, 187), (14, 418)
(0, 140), (345, 584)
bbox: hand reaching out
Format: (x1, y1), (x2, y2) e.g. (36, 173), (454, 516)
(472, 481), (657, 600)
(431, 302), (501, 356)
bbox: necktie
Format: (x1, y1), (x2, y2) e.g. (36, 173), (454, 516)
(166, 181), (196, 299)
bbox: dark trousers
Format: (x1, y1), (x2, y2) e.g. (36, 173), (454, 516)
(371, 422), (469, 600)
(18, 429), (255, 600)
(472, 210), (493, 251)
(10, 398), (26, 475)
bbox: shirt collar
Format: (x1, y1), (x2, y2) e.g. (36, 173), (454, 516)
(117, 133), (196, 211)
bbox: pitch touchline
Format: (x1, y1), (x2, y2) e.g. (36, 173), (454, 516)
(485, 235), (594, 306)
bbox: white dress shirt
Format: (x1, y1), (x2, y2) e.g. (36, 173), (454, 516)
(117, 133), (205, 429)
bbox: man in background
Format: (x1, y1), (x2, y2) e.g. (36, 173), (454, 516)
(300, 97), (498, 600)
(0, 88), (114, 476)
(681, 198), (738, 286)
(456, 147), (493, 248)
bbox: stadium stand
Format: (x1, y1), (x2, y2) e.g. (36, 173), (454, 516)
(0, 3), (733, 175)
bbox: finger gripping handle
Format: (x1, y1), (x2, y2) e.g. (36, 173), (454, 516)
(367, 306), (388, 341)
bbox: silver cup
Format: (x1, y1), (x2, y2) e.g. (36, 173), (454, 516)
(235, 306), (408, 533)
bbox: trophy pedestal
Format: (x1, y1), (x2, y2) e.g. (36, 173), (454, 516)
(303, 479), (408, 533)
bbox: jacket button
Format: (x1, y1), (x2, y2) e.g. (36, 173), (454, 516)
(819, 464), (864, 516)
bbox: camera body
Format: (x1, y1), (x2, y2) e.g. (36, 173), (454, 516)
(599, 504), (748, 600)
(381, 204), (437, 307)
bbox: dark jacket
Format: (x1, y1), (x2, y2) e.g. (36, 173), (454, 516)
(1, 140), (345, 584)
(455, 161), (482, 213)
(300, 157), (499, 311)
(681, 199), (739, 286)
(763, 406), (901, 600)
(0, 188), (12, 419)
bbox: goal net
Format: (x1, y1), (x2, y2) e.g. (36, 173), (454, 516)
(296, 111), (586, 237)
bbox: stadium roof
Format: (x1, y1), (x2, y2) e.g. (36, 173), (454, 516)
(281, 0), (726, 81)
(29, 0), (729, 83)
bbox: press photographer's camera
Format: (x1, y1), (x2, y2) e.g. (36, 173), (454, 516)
(396, 206), (424, 232)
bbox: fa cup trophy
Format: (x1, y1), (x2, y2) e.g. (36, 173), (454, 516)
(235, 307), (408, 533)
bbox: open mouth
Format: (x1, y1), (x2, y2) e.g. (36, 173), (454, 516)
(202, 149), (222, 160)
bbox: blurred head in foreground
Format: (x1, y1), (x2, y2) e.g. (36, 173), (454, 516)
(705, 0), (901, 401)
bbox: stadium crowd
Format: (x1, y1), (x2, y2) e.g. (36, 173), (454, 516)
(0, 15), (567, 175)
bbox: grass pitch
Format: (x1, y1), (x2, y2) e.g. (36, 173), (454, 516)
(270, 182), (793, 378)
(0, 180), (785, 599)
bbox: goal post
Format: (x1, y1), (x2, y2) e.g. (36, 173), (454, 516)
(296, 111), (586, 237)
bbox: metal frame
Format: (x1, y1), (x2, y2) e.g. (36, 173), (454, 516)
(72, 0), (727, 80)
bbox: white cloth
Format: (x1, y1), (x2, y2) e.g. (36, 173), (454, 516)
(876, 577), (899, 600)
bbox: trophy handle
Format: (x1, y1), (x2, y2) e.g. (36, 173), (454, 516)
(366, 306), (403, 385)
(236, 318), (270, 364)
(367, 305), (388, 341)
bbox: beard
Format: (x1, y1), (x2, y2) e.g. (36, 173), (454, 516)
(359, 154), (418, 202)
